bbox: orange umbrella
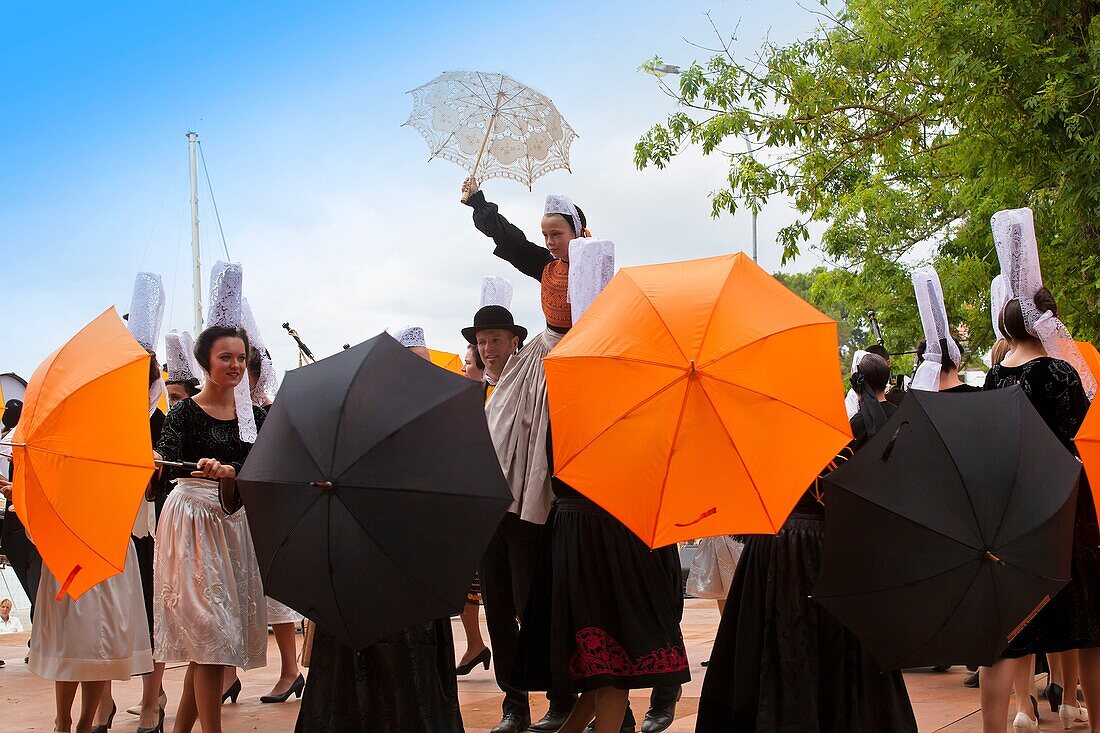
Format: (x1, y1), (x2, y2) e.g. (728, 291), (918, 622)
(545, 253), (853, 548)
(1075, 341), (1100, 521)
(430, 349), (465, 376)
(10, 308), (155, 599)
(1075, 341), (1100, 384)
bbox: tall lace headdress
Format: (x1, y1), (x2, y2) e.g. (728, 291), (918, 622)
(126, 272), (166, 414)
(480, 276), (514, 309)
(990, 207), (1096, 397)
(393, 326), (427, 348)
(567, 238), (616, 323)
(910, 267), (962, 392)
(544, 194), (583, 241)
(990, 275), (1009, 342)
(165, 330), (202, 385)
(241, 298), (279, 405)
(207, 261), (258, 442)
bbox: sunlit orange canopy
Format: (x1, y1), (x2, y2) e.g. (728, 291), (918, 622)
(10, 308), (155, 599)
(545, 253), (853, 548)
(1075, 341), (1100, 384)
(430, 349), (465, 376)
(1075, 341), (1100, 521)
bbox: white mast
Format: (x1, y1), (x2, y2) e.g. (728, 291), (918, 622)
(188, 131), (203, 333)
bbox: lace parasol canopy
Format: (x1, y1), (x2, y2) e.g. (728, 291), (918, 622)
(404, 70), (578, 189)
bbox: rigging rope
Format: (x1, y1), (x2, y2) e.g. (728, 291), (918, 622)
(197, 140), (231, 260)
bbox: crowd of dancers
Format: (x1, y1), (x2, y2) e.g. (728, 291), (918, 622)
(1, 179), (1098, 733)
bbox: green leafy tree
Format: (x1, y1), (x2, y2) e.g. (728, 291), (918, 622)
(636, 1), (1100, 355)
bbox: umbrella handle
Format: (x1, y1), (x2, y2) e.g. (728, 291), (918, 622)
(460, 110), (500, 203)
(154, 459), (201, 472)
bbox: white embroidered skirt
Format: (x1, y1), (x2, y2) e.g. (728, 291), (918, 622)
(153, 479), (267, 669)
(30, 540), (154, 681)
(266, 597), (303, 625)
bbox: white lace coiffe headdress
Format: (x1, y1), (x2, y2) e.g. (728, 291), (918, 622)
(990, 207), (1096, 397)
(480, 276), (514, 310)
(844, 350), (870, 418)
(910, 267), (962, 392)
(393, 326), (427, 348)
(206, 261), (257, 442)
(567, 238), (616, 323)
(990, 275), (1009, 341)
(165, 330), (202, 384)
(125, 272), (167, 415)
(127, 272), (166, 353)
(544, 194), (583, 241)
(241, 298), (279, 405)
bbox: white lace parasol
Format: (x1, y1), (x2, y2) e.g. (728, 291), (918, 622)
(404, 70), (578, 190)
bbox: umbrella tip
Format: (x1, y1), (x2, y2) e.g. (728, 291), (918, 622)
(311, 481), (334, 491)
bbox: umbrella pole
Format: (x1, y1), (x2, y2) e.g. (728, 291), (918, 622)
(459, 111), (499, 203)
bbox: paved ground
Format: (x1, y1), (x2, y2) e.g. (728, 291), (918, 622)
(0, 599), (1085, 731)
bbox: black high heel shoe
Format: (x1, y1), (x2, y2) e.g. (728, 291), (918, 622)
(260, 673), (305, 703)
(90, 702), (116, 733)
(135, 707), (165, 733)
(1048, 682), (1064, 713)
(456, 648), (491, 676)
(221, 678), (242, 704)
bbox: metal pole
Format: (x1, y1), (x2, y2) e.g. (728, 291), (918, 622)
(188, 132), (203, 334)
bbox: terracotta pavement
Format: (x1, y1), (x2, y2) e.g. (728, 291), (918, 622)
(0, 599), (1083, 732)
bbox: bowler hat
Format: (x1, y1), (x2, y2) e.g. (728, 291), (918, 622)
(462, 305), (528, 345)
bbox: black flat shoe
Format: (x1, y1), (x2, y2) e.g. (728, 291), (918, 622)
(1048, 682), (1063, 713)
(135, 708), (165, 733)
(90, 701), (116, 733)
(964, 670), (979, 688)
(260, 673), (305, 703)
(221, 678), (241, 704)
(456, 647), (492, 676)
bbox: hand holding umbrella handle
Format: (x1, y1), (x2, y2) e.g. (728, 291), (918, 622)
(460, 175), (481, 203)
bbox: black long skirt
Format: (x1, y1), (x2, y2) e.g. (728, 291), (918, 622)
(1005, 476), (1100, 656)
(294, 620), (464, 733)
(696, 514), (917, 733)
(515, 495), (690, 694)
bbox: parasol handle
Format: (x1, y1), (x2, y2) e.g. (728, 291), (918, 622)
(154, 459), (202, 472)
(460, 110), (500, 203)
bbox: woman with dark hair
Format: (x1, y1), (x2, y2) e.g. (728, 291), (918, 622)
(152, 325), (268, 733)
(696, 352), (917, 732)
(981, 290), (1099, 733)
(245, 345), (306, 705)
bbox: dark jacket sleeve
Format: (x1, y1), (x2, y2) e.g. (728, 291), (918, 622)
(155, 404), (185, 462)
(464, 190), (553, 282)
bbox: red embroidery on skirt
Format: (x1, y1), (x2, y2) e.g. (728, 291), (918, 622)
(569, 627), (688, 680)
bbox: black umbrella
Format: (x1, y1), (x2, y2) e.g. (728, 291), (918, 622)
(238, 332), (512, 651)
(814, 386), (1080, 669)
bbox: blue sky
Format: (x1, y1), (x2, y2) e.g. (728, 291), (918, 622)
(2, 1), (824, 378)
